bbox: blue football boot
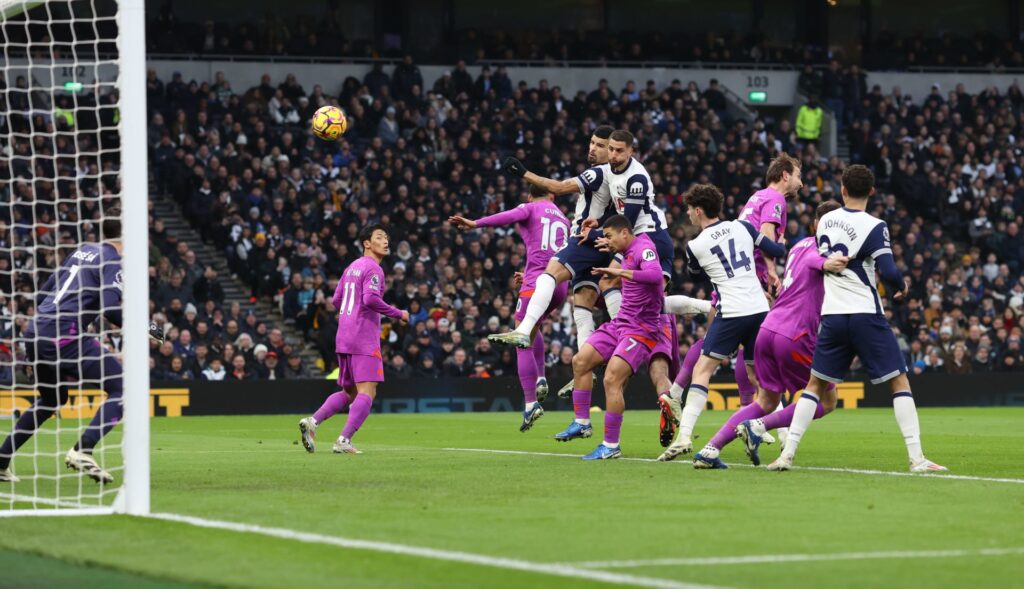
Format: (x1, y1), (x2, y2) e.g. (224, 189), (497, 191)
(554, 420), (593, 442)
(582, 443), (622, 460)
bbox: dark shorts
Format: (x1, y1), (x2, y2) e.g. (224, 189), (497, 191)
(811, 314), (908, 384)
(554, 239), (614, 293)
(26, 336), (123, 397)
(702, 312), (767, 363)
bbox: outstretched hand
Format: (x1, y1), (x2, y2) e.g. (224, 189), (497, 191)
(892, 277), (911, 301)
(502, 156), (527, 178)
(592, 266), (623, 279)
(448, 215), (477, 230)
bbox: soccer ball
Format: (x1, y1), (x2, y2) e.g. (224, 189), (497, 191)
(311, 105), (347, 141)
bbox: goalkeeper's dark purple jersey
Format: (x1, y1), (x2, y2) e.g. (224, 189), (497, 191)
(28, 243), (123, 339)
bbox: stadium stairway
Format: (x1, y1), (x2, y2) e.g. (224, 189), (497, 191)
(149, 192), (325, 376)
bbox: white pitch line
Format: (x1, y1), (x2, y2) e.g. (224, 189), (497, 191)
(442, 447), (1024, 485)
(146, 512), (728, 589)
(565, 547), (1024, 569)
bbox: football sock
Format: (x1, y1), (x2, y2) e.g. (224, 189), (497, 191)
(341, 393), (373, 440)
(573, 305), (596, 346)
(313, 391), (351, 424)
(572, 389), (592, 424)
(602, 288), (622, 319)
(517, 347), (539, 404)
(709, 402), (767, 450)
(664, 295), (712, 316)
(893, 392), (924, 463)
(532, 331), (546, 373)
(677, 384), (708, 439)
(780, 393), (820, 460)
(671, 341), (703, 399)
(76, 384), (125, 453)
(735, 352), (755, 407)
(516, 273), (557, 334)
(603, 411), (623, 448)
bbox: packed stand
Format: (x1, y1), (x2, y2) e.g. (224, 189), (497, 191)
(139, 54), (1024, 378)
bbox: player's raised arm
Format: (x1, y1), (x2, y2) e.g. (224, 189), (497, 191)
(503, 156), (586, 196)
(451, 204), (531, 230)
(740, 220), (786, 259)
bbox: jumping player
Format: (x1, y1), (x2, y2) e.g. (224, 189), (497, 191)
(692, 201), (847, 469)
(766, 165), (947, 473)
(299, 224), (408, 455)
(487, 126), (619, 353)
(659, 184), (786, 462)
(448, 184), (571, 431)
(0, 207), (162, 484)
(558, 215), (665, 460)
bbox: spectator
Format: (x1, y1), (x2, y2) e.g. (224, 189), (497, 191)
(414, 353), (441, 378)
(445, 348), (470, 377)
(796, 96), (823, 145)
(201, 357), (226, 380)
(228, 354), (254, 380)
(386, 354), (413, 379)
(283, 353), (310, 378)
(263, 351), (285, 379)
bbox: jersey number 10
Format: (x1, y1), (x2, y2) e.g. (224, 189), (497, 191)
(709, 239), (751, 279)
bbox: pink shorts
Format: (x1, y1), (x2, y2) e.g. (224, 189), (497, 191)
(650, 314), (680, 379)
(514, 281), (569, 322)
(753, 330), (814, 395)
(336, 352), (384, 388)
(585, 322), (655, 374)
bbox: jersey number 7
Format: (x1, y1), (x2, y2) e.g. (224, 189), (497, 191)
(709, 239), (752, 279)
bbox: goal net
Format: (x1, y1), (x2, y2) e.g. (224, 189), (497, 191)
(0, 0), (149, 516)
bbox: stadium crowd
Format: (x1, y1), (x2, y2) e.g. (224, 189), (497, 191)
(144, 9), (1024, 72)
(2, 53), (1024, 384)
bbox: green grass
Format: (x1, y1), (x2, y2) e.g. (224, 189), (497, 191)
(0, 408), (1022, 589)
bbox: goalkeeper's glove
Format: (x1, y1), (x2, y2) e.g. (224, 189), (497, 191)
(502, 156), (526, 178)
(149, 321), (165, 344)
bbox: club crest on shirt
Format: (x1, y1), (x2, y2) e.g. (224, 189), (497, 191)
(882, 226), (891, 246)
(114, 270), (124, 292)
(773, 203), (783, 217)
(642, 248), (657, 261)
(369, 274), (380, 290)
(581, 169), (597, 184)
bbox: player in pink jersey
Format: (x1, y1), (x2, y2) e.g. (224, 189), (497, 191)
(299, 225), (408, 455)
(738, 153), (803, 295)
(449, 184), (571, 431)
(555, 215), (665, 460)
(691, 201), (847, 468)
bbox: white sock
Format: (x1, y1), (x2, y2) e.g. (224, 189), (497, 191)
(772, 402), (789, 441)
(664, 295), (712, 316)
(573, 306), (596, 345)
(893, 393), (924, 463)
(603, 441), (620, 449)
(516, 273), (557, 334)
(574, 418), (591, 425)
(525, 401), (537, 411)
(603, 288), (622, 319)
(669, 382), (686, 401)
(678, 385), (708, 438)
(780, 395), (819, 460)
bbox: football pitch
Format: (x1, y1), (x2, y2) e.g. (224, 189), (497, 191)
(0, 407), (1021, 588)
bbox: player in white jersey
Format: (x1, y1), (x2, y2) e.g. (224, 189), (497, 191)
(767, 165), (947, 474)
(659, 184), (787, 462)
(489, 126), (623, 356)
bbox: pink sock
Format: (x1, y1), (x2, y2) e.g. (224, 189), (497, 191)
(313, 391), (351, 424)
(673, 338), (703, 389)
(572, 389), (591, 420)
(735, 349), (755, 407)
(517, 347), (539, 404)
(604, 411), (623, 446)
(341, 393), (373, 440)
(761, 400), (824, 430)
(532, 332), (546, 373)
(709, 402), (768, 450)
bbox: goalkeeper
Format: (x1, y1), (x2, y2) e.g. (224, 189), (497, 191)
(0, 208), (162, 484)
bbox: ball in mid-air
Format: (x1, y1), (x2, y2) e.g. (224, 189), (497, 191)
(311, 105), (347, 141)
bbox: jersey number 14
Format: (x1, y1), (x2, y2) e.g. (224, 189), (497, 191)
(709, 239), (751, 279)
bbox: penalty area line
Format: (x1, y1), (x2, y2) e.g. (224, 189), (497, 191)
(146, 512), (729, 589)
(441, 447), (1024, 485)
(563, 547), (1024, 569)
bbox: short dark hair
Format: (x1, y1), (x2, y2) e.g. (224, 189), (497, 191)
(841, 165), (875, 199)
(683, 184), (724, 219)
(359, 223), (388, 246)
(602, 214), (633, 234)
(528, 183), (550, 199)
(102, 205), (122, 240)
(609, 129), (634, 146)
(816, 200), (841, 220)
(765, 153), (800, 185)
(593, 125), (614, 140)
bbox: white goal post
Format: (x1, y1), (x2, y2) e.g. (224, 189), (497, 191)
(0, 0), (149, 516)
